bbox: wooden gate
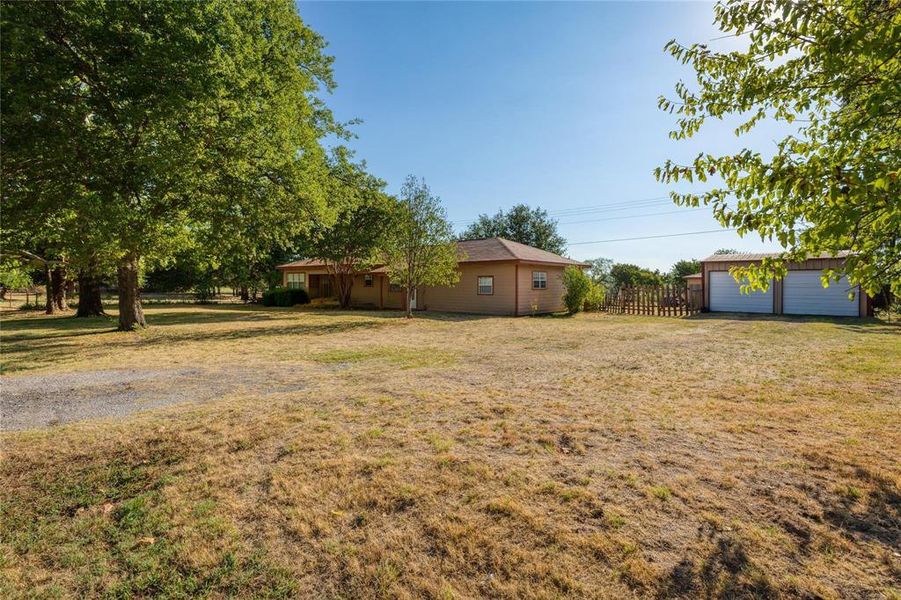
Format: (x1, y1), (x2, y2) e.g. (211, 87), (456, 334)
(603, 284), (701, 316)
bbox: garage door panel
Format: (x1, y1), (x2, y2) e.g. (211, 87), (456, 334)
(783, 271), (858, 316)
(709, 271), (773, 313)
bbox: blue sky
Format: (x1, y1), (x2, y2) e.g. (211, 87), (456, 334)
(299, 1), (785, 271)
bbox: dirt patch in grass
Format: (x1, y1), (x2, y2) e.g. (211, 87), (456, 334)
(0, 365), (315, 431)
(1, 306), (899, 598)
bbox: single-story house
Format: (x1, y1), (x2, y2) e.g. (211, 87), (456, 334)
(276, 237), (587, 316)
(701, 252), (872, 317)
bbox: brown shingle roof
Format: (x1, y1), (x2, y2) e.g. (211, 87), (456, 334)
(702, 251), (851, 262)
(277, 238), (586, 270)
(457, 238), (587, 266)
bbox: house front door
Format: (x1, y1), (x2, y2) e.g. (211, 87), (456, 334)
(321, 276), (333, 298)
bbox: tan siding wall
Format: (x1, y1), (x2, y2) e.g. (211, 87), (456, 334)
(516, 264), (566, 315)
(349, 275), (381, 307)
(420, 262), (517, 315)
(382, 276), (404, 309)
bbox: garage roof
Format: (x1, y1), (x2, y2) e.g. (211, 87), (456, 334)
(702, 251), (851, 263)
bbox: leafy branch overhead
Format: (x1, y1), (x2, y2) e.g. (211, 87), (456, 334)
(656, 0), (901, 295)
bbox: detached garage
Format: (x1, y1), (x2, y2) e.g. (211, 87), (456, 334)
(701, 252), (871, 318)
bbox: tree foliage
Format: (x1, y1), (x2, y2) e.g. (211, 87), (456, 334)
(656, 0), (901, 296)
(668, 259), (701, 284)
(610, 263), (664, 288)
(1, 0), (339, 329)
(584, 257), (614, 287)
(302, 150), (397, 308)
(562, 266), (592, 314)
(385, 176), (460, 318)
(461, 204), (567, 255)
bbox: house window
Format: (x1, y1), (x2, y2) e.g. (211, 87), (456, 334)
(389, 283), (402, 293)
(477, 276), (494, 295)
(364, 274), (374, 287)
(286, 272), (306, 289)
(532, 271), (547, 290)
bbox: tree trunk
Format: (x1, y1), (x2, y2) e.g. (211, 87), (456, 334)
(405, 287), (413, 318)
(51, 266), (68, 311)
(117, 254), (145, 330)
(336, 273), (353, 309)
(44, 264), (55, 315)
(76, 270), (106, 317)
(240, 286), (249, 302)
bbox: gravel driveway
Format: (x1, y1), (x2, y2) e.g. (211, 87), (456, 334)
(1, 366), (310, 431)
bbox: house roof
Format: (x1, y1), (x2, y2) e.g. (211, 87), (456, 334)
(701, 251), (851, 263)
(275, 258), (390, 272)
(683, 273), (702, 279)
(457, 238), (587, 266)
(277, 238), (586, 270)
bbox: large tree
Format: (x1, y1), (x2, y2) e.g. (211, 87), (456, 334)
(2, 0), (337, 329)
(668, 259), (701, 284)
(461, 204), (567, 255)
(656, 0), (901, 295)
(584, 257), (614, 287)
(301, 150), (397, 309)
(385, 176), (460, 318)
(610, 263), (664, 289)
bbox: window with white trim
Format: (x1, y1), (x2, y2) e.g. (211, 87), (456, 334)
(286, 272), (306, 289)
(477, 276), (494, 295)
(532, 271), (547, 290)
(364, 274), (374, 287)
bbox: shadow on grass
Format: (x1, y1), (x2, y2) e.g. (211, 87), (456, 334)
(685, 312), (899, 334)
(660, 536), (776, 599)
(821, 465), (901, 549)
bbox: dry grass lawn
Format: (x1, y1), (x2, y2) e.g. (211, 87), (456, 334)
(1, 305), (899, 599)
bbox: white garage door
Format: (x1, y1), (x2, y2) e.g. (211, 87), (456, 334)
(709, 271), (773, 313)
(783, 271), (858, 316)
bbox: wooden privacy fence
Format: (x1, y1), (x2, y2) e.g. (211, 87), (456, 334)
(602, 284), (702, 316)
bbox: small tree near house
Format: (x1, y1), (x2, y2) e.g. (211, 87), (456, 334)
(384, 176), (459, 318)
(302, 151), (396, 309)
(562, 266), (592, 314)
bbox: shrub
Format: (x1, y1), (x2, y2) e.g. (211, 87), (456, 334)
(562, 266), (592, 314)
(261, 287), (310, 307)
(583, 283), (606, 312)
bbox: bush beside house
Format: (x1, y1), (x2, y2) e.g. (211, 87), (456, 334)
(261, 287), (310, 307)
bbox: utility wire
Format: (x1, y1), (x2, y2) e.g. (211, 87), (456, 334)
(568, 228), (738, 246)
(450, 196), (674, 225)
(557, 207), (706, 226)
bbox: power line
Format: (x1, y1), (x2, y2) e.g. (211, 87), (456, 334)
(557, 207), (706, 226)
(568, 228), (738, 246)
(450, 196), (674, 225)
